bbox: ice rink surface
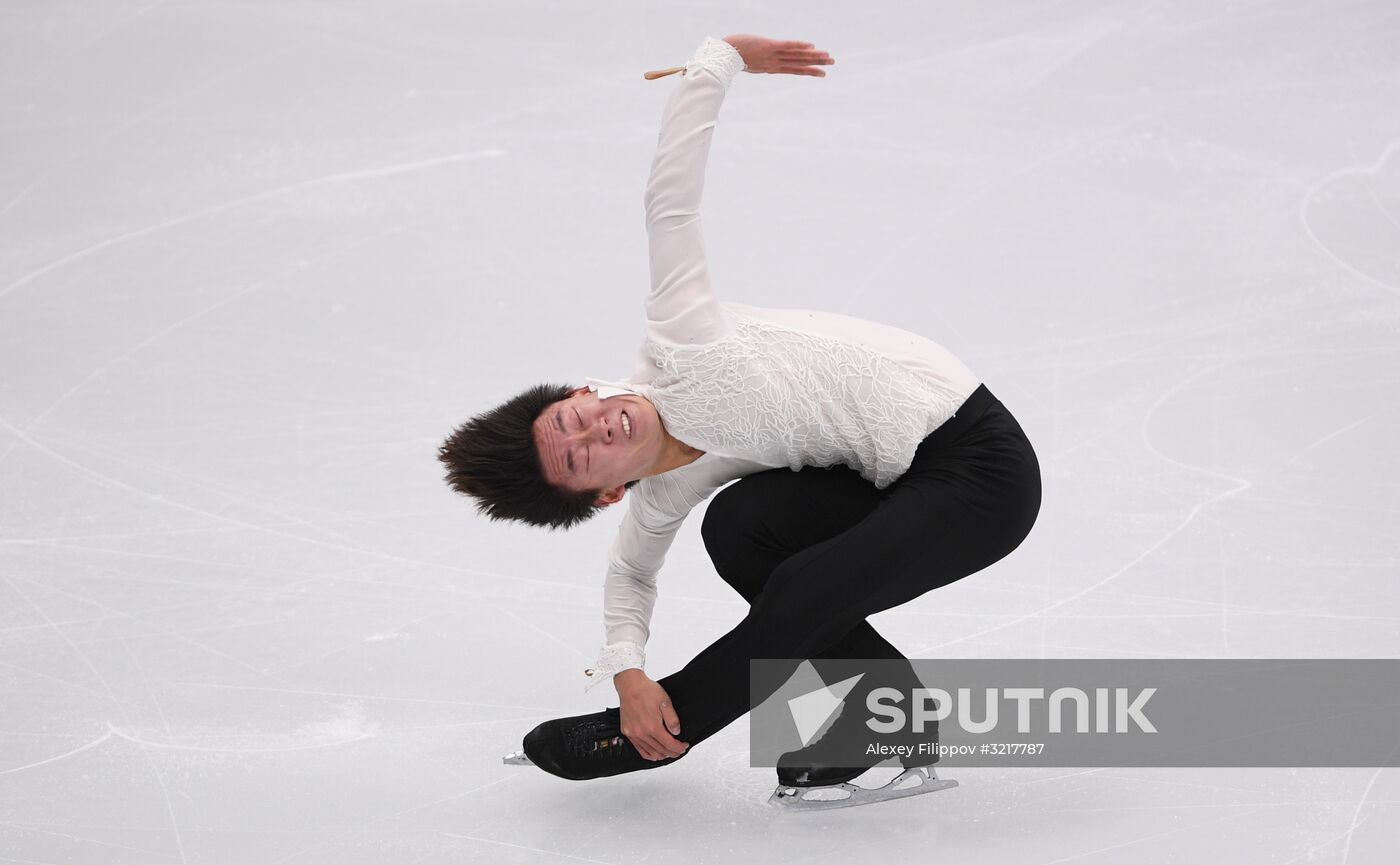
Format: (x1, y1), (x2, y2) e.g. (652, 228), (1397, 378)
(2, 1), (1398, 862)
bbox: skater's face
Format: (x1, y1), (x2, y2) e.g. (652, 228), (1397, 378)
(532, 386), (662, 505)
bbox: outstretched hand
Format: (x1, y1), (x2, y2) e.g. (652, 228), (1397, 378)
(723, 34), (835, 77)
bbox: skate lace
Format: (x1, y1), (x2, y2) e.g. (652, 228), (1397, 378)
(563, 716), (629, 760)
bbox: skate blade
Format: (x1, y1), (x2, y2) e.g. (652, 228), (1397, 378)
(768, 766), (958, 812)
(502, 750), (534, 766)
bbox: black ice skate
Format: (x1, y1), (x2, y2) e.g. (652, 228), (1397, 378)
(502, 707), (685, 780)
(774, 718), (869, 789)
(770, 687), (956, 811)
(771, 727), (956, 812)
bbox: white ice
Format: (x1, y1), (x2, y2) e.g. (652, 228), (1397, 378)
(2, 2), (1398, 863)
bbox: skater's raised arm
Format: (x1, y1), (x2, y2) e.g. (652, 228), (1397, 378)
(643, 35), (833, 347)
(641, 37), (742, 347)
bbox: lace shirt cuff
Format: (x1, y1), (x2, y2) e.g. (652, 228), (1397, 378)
(685, 36), (746, 89)
(582, 641), (646, 692)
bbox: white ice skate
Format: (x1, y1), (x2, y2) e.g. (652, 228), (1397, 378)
(768, 764), (958, 811)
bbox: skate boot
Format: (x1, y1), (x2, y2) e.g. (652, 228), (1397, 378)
(775, 714), (939, 786)
(770, 722), (956, 812)
(773, 695), (882, 789)
(775, 740), (866, 788)
(770, 687), (955, 810)
(516, 707), (685, 780)
(894, 716), (941, 769)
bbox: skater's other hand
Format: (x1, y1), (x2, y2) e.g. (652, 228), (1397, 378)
(722, 34), (834, 77)
(616, 672), (688, 760)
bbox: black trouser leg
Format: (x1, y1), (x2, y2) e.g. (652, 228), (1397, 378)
(697, 463), (908, 668)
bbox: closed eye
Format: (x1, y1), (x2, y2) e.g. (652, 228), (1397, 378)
(554, 408), (574, 474)
(574, 407), (588, 471)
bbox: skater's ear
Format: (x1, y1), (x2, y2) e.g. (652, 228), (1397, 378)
(593, 485), (627, 507)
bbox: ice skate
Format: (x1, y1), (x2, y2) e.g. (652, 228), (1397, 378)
(502, 707), (685, 780)
(770, 697), (953, 811)
(772, 712), (872, 789)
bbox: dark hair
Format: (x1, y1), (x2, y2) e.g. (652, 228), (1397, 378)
(437, 382), (637, 530)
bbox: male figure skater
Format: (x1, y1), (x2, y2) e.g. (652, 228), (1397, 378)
(438, 33), (1042, 806)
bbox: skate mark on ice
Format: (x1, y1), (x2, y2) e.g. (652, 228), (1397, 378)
(0, 411), (570, 598)
(264, 775), (517, 865)
(0, 730), (114, 777)
(0, 226), (410, 472)
(1341, 765), (1389, 865)
(1297, 138), (1400, 298)
(914, 362), (1251, 656)
(440, 832), (618, 865)
(0, 150), (505, 304)
(108, 724), (379, 754)
(172, 680), (555, 713)
(8, 573), (297, 687)
(0, 819), (189, 865)
(2, 573), (191, 864)
(1038, 803), (1268, 864)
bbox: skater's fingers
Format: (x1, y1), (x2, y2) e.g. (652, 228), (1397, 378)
(625, 731), (652, 759)
(660, 700), (682, 738)
(619, 679), (687, 760)
(775, 50), (833, 64)
(621, 725), (667, 760)
(651, 725), (688, 758)
(629, 724), (685, 759)
(621, 725), (653, 759)
(634, 732), (669, 760)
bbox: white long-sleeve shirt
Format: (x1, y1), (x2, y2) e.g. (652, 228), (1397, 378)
(581, 37), (981, 690)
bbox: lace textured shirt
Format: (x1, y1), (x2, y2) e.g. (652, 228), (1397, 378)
(580, 37), (981, 690)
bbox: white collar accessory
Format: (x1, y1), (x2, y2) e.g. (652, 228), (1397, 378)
(585, 377), (640, 401)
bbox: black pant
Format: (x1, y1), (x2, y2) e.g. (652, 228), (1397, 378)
(655, 383), (1042, 746)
